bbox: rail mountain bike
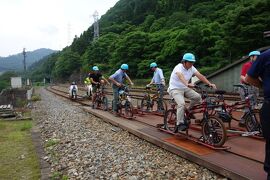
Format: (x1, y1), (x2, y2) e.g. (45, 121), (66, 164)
(162, 85), (227, 148)
(112, 85), (134, 118)
(140, 84), (167, 115)
(92, 84), (108, 111)
(213, 84), (262, 135)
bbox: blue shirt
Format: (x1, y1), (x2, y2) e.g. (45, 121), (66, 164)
(247, 49), (270, 100)
(110, 69), (127, 83)
(152, 68), (165, 84)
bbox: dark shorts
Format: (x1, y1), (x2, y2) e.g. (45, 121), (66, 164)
(260, 101), (270, 138)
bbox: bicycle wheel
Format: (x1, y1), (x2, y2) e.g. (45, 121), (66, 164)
(101, 97), (108, 111)
(244, 112), (262, 133)
(94, 96), (101, 109)
(125, 101), (133, 118)
(140, 97), (151, 112)
(152, 99), (168, 114)
(164, 109), (177, 133)
(202, 116), (226, 147)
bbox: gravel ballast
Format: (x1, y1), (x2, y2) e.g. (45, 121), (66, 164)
(32, 88), (225, 179)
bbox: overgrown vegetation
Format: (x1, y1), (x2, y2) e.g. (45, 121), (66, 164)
(0, 71), (18, 91)
(31, 94), (41, 102)
(0, 120), (40, 179)
(28, 0), (270, 83)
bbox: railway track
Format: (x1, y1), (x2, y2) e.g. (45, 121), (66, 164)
(46, 85), (266, 180)
(57, 84), (263, 102)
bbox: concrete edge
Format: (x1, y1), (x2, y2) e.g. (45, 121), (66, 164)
(31, 127), (51, 180)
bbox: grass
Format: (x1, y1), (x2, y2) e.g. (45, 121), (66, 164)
(45, 138), (60, 147)
(31, 94), (41, 102)
(0, 120), (40, 179)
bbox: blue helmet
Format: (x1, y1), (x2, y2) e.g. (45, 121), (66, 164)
(121, 64), (129, 70)
(248, 51), (260, 57)
(92, 66), (99, 71)
(183, 53), (196, 62)
(150, 62), (157, 68)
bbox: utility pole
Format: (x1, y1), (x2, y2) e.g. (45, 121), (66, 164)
(93, 10), (99, 40)
(23, 48), (26, 72)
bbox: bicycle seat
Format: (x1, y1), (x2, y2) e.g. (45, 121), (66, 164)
(215, 90), (226, 95)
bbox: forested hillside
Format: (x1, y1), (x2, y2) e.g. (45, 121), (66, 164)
(0, 48), (56, 73)
(29, 0), (270, 82)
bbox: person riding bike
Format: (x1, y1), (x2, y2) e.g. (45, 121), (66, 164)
(90, 66), (110, 108)
(84, 77), (92, 96)
(168, 53), (216, 132)
(69, 81), (78, 98)
(109, 64), (134, 115)
(239, 50), (260, 126)
(147, 62), (166, 113)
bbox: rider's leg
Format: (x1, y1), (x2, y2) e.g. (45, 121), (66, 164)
(92, 85), (97, 108)
(89, 85), (92, 96)
(169, 89), (185, 125)
(86, 85), (89, 96)
(184, 88), (201, 120)
(112, 84), (119, 113)
(157, 84), (164, 111)
(185, 88), (201, 110)
(260, 101), (270, 178)
(239, 84), (249, 126)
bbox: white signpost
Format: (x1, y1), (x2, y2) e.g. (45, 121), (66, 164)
(11, 77), (22, 88)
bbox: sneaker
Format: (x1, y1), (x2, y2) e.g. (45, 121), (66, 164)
(174, 123), (188, 132)
(238, 119), (245, 127)
(91, 104), (95, 109)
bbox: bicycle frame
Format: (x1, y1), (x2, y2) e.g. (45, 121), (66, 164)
(93, 84), (108, 110)
(163, 85), (227, 148)
(116, 85), (133, 118)
(141, 85), (167, 114)
(213, 84), (262, 134)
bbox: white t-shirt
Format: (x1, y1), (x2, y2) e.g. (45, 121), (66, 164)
(169, 63), (198, 90)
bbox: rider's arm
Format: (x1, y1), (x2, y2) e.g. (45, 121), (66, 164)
(109, 77), (121, 87)
(102, 76), (110, 85)
(175, 72), (189, 87)
(159, 69), (166, 86)
(90, 78), (98, 85)
(240, 75), (247, 83)
(194, 71), (216, 89)
(240, 63), (248, 84)
(148, 78), (154, 86)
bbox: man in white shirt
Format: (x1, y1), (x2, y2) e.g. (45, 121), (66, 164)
(168, 53), (216, 132)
